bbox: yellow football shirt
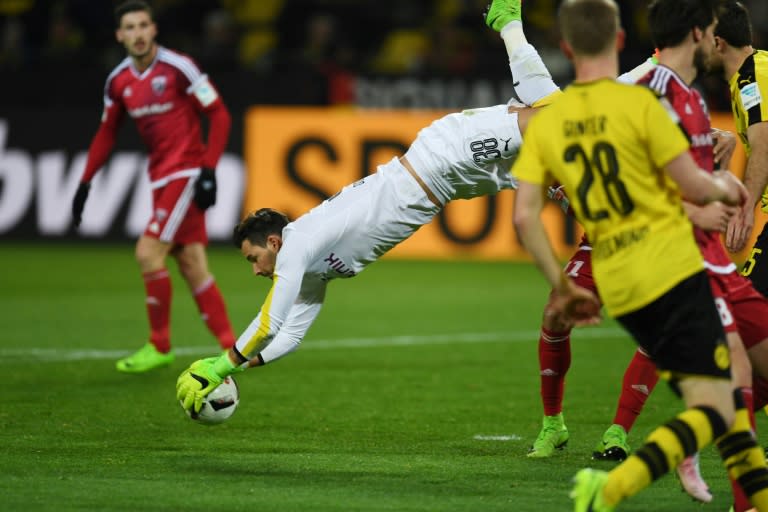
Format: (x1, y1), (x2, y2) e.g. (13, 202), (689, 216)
(729, 49), (768, 211)
(513, 79), (703, 316)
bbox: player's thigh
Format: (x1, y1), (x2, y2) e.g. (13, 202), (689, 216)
(747, 342), (768, 380)
(148, 178), (208, 246)
(678, 376), (734, 422)
(616, 271), (730, 380)
(741, 224), (768, 297)
(726, 331), (752, 389)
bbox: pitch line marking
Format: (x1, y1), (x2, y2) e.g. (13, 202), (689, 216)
(473, 434), (523, 441)
(0, 327), (627, 362)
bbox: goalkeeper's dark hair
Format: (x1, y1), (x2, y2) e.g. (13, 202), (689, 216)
(115, 0), (154, 28)
(233, 208), (289, 248)
(647, 0), (718, 50)
(715, 0), (753, 48)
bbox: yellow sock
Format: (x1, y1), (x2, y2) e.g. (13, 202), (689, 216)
(603, 407), (718, 506)
(716, 407), (768, 509)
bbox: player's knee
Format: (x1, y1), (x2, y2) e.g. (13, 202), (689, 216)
(135, 238), (168, 270)
(174, 248), (209, 284)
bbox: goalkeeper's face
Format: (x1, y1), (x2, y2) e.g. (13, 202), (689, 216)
(241, 236), (282, 280)
(116, 10), (157, 60)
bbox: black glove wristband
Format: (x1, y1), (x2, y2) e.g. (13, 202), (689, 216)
(194, 167), (217, 210)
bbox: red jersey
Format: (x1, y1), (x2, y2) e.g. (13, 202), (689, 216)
(639, 65), (736, 273)
(81, 46), (230, 187)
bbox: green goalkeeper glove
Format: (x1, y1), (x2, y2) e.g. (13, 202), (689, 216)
(176, 354), (243, 413)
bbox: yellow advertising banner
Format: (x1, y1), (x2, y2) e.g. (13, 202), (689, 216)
(243, 106), (579, 261)
(243, 107), (752, 262)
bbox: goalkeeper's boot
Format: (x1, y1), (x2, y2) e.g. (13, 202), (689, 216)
(570, 468), (615, 512)
(484, 0), (522, 32)
(527, 413), (569, 458)
(116, 342), (175, 373)
(592, 424), (630, 461)
(676, 453), (713, 503)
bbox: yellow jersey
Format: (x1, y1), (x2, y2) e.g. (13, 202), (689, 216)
(729, 49), (768, 211)
(513, 79), (702, 316)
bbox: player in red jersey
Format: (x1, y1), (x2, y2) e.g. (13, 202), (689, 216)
(71, 0), (236, 372)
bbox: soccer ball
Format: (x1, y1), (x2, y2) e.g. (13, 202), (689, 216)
(182, 375), (239, 425)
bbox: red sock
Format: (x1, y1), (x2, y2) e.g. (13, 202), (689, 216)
(612, 349), (659, 432)
(732, 476), (753, 512)
(539, 327), (571, 416)
(194, 277), (236, 349)
(143, 269), (171, 353)
(752, 375), (768, 410)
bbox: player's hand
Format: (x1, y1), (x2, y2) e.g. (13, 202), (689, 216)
(711, 128), (737, 170)
(549, 275), (601, 327)
(690, 201), (738, 233)
(726, 202), (755, 253)
(177, 354), (242, 413)
(193, 167), (217, 210)
(177, 357), (223, 413)
(72, 182), (90, 227)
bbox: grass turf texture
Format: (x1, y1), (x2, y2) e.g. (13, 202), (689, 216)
(0, 244), (757, 511)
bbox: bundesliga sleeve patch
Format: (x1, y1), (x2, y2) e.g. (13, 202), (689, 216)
(740, 82), (762, 111)
(191, 77), (219, 107)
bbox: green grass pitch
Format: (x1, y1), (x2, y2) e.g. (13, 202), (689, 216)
(0, 244), (756, 511)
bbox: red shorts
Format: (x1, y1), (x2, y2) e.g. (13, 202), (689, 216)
(144, 177), (208, 246)
(563, 247), (601, 302)
(708, 270), (768, 348)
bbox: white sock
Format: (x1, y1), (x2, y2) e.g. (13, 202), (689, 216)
(501, 20), (527, 53)
(507, 43), (559, 106)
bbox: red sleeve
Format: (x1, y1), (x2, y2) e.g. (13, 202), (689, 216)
(80, 103), (123, 183)
(200, 99), (231, 169)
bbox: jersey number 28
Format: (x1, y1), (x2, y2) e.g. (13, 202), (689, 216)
(565, 142), (634, 221)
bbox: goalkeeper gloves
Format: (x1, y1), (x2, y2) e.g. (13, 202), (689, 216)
(176, 353), (243, 413)
(72, 182), (91, 227)
(193, 167), (217, 210)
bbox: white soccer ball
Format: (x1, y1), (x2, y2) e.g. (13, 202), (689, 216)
(183, 375), (239, 425)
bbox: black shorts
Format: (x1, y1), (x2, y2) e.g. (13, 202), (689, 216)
(742, 222), (768, 298)
(616, 270), (730, 381)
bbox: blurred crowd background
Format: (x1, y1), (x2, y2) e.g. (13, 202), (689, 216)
(1, 0), (767, 110)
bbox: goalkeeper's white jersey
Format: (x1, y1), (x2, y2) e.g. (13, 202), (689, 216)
(235, 106), (523, 364)
(405, 104), (521, 204)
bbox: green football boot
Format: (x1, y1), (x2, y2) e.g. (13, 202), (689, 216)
(116, 342), (175, 373)
(570, 468), (615, 512)
(592, 424), (631, 461)
(484, 0), (522, 32)
(527, 413), (570, 458)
